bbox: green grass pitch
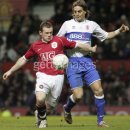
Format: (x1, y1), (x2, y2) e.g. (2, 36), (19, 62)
(0, 115), (130, 130)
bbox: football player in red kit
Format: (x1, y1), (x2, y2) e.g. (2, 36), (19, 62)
(3, 21), (97, 128)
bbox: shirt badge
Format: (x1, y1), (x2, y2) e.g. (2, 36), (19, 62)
(51, 42), (58, 48)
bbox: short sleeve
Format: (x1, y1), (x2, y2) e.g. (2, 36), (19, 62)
(93, 22), (108, 42)
(59, 36), (76, 49)
(57, 22), (67, 36)
(24, 44), (36, 60)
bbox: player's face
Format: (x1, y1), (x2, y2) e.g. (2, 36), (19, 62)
(73, 6), (86, 22)
(39, 27), (53, 42)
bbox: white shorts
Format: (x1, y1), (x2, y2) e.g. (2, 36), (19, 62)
(35, 72), (64, 107)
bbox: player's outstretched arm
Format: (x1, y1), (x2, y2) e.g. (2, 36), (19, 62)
(3, 56), (27, 80)
(107, 24), (129, 39)
(77, 43), (97, 52)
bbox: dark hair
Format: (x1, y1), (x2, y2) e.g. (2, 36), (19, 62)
(39, 21), (53, 31)
(72, 0), (90, 18)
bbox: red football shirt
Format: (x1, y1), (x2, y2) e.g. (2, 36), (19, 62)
(24, 36), (76, 75)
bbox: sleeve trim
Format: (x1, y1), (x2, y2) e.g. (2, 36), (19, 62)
(23, 56), (29, 61)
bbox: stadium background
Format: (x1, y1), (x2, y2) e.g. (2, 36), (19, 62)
(0, 0), (130, 116)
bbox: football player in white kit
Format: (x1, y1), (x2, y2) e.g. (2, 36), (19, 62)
(57, 0), (129, 127)
(3, 21), (97, 128)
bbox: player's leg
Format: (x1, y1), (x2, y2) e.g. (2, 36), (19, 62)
(90, 81), (109, 127)
(63, 70), (83, 124)
(64, 87), (83, 112)
(64, 57), (85, 124)
(46, 74), (64, 114)
(35, 72), (50, 128)
(84, 68), (109, 127)
(35, 91), (48, 128)
(63, 87), (83, 124)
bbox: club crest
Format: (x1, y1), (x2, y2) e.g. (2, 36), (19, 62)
(51, 42), (58, 48)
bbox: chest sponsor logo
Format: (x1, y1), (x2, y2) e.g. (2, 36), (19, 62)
(40, 51), (55, 61)
(66, 32), (92, 41)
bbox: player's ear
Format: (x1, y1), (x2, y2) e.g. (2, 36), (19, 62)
(39, 31), (42, 36)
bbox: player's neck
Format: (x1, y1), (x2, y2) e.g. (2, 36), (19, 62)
(74, 18), (86, 23)
(41, 38), (52, 43)
(41, 39), (47, 43)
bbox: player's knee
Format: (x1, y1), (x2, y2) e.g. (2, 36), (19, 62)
(75, 97), (82, 102)
(36, 97), (45, 106)
(94, 88), (104, 96)
(36, 92), (46, 106)
(73, 93), (83, 102)
(73, 87), (83, 102)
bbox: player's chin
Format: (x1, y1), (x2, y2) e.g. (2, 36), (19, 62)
(46, 39), (51, 42)
(75, 18), (83, 22)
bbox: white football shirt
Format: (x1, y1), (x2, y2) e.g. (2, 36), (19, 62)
(57, 19), (108, 57)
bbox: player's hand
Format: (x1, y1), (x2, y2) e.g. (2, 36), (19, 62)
(3, 71), (12, 80)
(91, 45), (97, 53)
(119, 24), (129, 33)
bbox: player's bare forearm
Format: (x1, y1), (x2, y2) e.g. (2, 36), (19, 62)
(107, 24), (129, 39)
(3, 57), (27, 80)
(9, 57), (27, 73)
(77, 43), (97, 52)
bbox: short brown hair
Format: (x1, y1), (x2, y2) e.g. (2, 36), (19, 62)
(39, 21), (53, 31)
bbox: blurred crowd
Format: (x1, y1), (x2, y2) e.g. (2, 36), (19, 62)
(0, 69), (35, 107)
(0, 0), (130, 112)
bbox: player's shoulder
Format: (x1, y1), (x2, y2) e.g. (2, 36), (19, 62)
(31, 40), (42, 48)
(65, 19), (99, 26)
(53, 36), (66, 41)
(85, 19), (99, 26)
(85, 19), (98, 24)
(53, 36), (67, 46)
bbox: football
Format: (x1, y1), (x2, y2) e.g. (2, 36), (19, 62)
(52, 54), (69, 70)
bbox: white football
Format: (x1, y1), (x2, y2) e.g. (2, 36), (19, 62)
(52, 54), (69, 70)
